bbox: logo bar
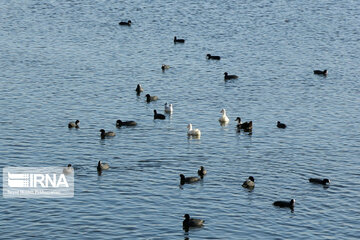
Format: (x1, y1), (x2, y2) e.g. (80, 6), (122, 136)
(3, 167), (74, 198)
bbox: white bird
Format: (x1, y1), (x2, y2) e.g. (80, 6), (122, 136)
(187, 123), (201, 137)
(164, 103), (173, 113)
(219, 109), (229, 123)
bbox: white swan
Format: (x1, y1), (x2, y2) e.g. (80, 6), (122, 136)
(164, 103), (173, 113)
(187, 123), (201, 137)
(219, 109), (229, 123)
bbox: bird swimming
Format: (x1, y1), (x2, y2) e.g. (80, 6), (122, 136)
(313, 69), (327, 76)
(119, 20), (131, 26)
(242, 176), (255, 188)
(235, 117), (253, 131)
(206, 54), (221, 60)
(197, 166), (207, 178)
(116, 120), (137, 127)
(68, 120), (80, 128)
(309, 178), (330, 185)
(174, 36), (185, 43)
(180, 174), (200, 185)
(154, 110), (166, 120)
(99, 129), (116, 139)
(187, 123), (201, 137)
(146, 94), (158, 103)
(273, 199), (295, 209)
(277, 121), (287, 129)
(224, 72), (238, 80)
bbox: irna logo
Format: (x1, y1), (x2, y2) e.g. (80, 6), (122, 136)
(3, 167), (74, 198)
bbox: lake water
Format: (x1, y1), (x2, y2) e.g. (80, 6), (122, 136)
(0, 0), (359, 239)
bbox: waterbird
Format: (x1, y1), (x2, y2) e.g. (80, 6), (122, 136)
(97, 161), (109, 171)
(313, 69), (327, 76)
(187, 123), (201, 137)
(136, 84), (143, 94)
(180, 174), (200, 185)
(242, 176), (255, 188)
(100, 129), (116, 139)
(174, 36), (185, 43)
(164, 103), (173, 113)
(183, 214), (204, 230)
(224, 72), (238, 80)
(206, 54), (221, 60)
(219, 109), (230, 123)
(68, 120), (80, 128)
(235, 117), (253, 131)
(197, 166), (207, 178)
(146, 94), (158, 102)
(309, 178), (330, 185)
(273, 199), (295, 209)
(116, 120), (137, 127)
(154, 110), (165, 120)
(277, 121), (287, 129)
(63, 164), (73, 175)
(119, 20), (131, 26)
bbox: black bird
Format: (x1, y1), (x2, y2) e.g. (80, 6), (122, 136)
(146, 94), (158, 103)
(174, 36), (185, 43)
(235, 117), (253, 131)
(314, 69), (327, 76)
(197, 166), (207, 178)
(68, 120), (80, 128)
(99, 129), (116, 139)
(179, 174), (200, 185)
(206, 54), (221, 60)
(273, 199), (295, 209)
(309, 178), (330, 185)
(183, 214), (204, 231)
(242, 176), (255, 188)
(154, 110), (165, 120)
(135, 84), (143, 94)
(119, 20), (131, 26)
(224, 72), (238, 80)
(277, 121), (287, 129)
(116, 120), (137, 127)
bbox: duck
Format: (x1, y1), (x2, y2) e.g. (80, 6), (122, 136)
(97, 161), (109, 171)
(235, 117), (253, 131)
(116, 119), (137, 127)
(242, 176), (255, 188)
(206, 54), (221, 60)
(273, 199), (295, 209)
(187, 123), (201, 137)
(154, 110), (166, 120)
(164, 103), (173, 114)
(224, 72), (238, 80)
(63, 164), (73, 175)
(314, 69), (327, 76)
(197, 166), (207, 178)
(309, 178), (330, 185)
(183, 214), (204, 230)
(174, 36), (185, 43)
(135, 84), (143, 94)
(146, 94), (158, 103)
(68, 120), (80, 128)
(161, 64), (170, 71)
(180, 174), (200, 185)
(119, 20), (131, 26)
(99, 129), (116, 139)
(277, 121), (287, 129)
(219, 109), (230, 123)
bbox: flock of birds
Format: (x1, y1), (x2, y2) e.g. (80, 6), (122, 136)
(65, 20), (330, 232)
